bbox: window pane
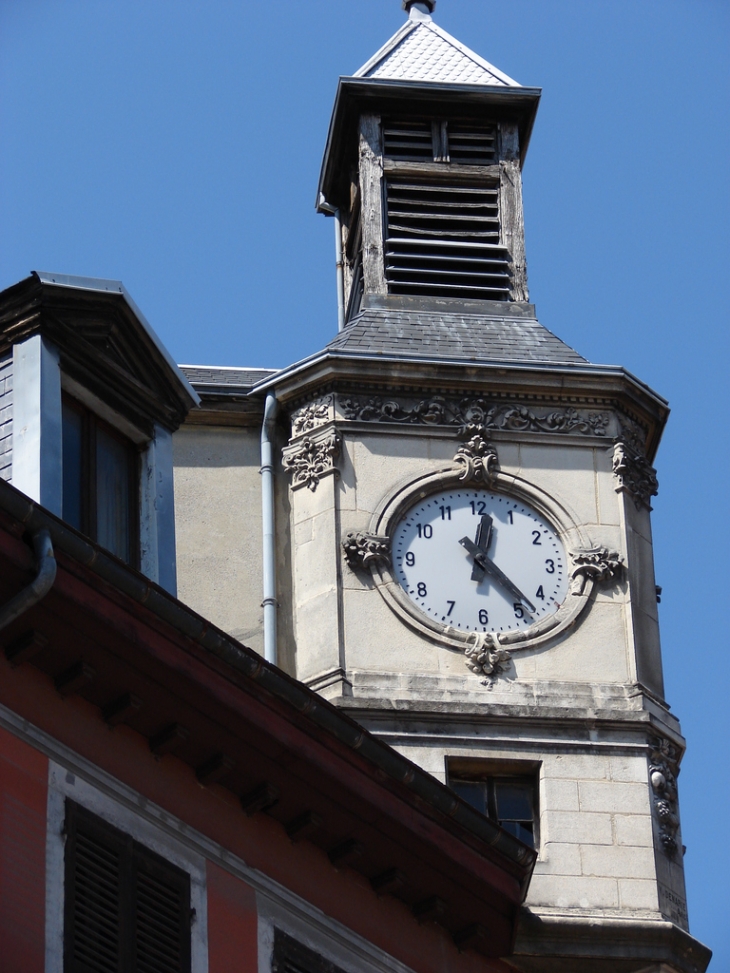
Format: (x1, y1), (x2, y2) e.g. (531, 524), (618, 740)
(494, 782), (533, 822)
(96, 426), (132, 563)
(501, 820), (535, 848)
(62, 402), (83, 531)
(451, 780), (487, 815)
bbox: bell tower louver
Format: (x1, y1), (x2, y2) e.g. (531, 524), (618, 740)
(318, 0), (539, 320)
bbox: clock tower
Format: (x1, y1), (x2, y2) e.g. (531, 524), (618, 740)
(252, 4), (709, 971)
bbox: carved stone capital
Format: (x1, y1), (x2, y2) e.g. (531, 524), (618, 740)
(649, 735), (681, 858)
(453, 435), (499, 484)
(282, 429), (341, 492)
(291, 394), (334, 438)
(613, 440), (659, 510)
(570, 547), (624, 596)
(342, 532), (391, 571)
(464, 634), (512, 680)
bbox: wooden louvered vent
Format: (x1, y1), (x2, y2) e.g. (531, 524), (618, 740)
(384, 180), (512, 300)
(382, 117), (498, 165)
(64, 802), (191, 973)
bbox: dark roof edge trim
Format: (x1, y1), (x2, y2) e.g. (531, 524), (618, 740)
(33, 272), (200, 409)
(0, 477), (535, 882)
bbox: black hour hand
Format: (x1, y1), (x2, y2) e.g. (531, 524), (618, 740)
(471, 514), (493, 582)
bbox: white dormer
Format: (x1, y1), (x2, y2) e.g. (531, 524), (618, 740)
(0, 272), (199, 593)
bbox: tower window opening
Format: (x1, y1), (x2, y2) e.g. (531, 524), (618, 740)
(448, 769), (538, 850)
(382, 117), (498, 166)
(384, 180), (512, 299)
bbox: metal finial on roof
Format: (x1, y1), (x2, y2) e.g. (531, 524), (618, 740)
(403, 1), (436, 18)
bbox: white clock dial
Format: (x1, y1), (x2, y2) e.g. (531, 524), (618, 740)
(392, 489), (567, 634)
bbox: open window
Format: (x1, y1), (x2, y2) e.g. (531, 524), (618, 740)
(447, 758), (539, 850)
(62, 395), (139, 566)
(64, 800), (192, 973)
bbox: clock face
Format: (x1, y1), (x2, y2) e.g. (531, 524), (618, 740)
(392, 488), (567, 635)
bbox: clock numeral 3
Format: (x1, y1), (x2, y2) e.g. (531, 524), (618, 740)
(545, 559), (555, 574)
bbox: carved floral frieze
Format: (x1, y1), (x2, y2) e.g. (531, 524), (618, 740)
(339, 393), (612, 439)
(291, 394), (334, 438)
(570, 548), (624, 596)
(613, 440), (659, 510)
(342, 532), (391, 570)
(453, 435), (499, 484)
(649, 736), (681, 858)
(282, 430), (341, 492)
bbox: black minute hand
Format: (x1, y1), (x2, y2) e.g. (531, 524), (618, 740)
(459, 536), (536, 613)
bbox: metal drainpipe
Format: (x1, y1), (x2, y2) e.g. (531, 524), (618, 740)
(318, 195), (346, 332)
(260, 394), (278, 665)
(0, 529), (56, 632)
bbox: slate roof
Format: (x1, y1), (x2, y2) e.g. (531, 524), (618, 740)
(179, 365), (278, 395)
(325, 305), (587, 366)
(354, 14), (520, 88)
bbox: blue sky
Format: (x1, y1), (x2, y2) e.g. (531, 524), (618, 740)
(1, 0), (728, 964)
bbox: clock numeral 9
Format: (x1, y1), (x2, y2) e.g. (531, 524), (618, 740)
(405, 552), (415, 567)
(478, 609), (489, 626)
(417, 582), (427, 598)
(416, 524), (433, 539)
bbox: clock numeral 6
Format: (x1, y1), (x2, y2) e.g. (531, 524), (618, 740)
(478, 609), (489, 626)
(417, 582), (427, 597)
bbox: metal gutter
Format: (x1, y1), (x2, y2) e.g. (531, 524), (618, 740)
(260, 393), (278, 665)
(0, 476), (535, 881)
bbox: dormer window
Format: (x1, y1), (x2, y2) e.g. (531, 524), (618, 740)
(62, 395), (139, 566)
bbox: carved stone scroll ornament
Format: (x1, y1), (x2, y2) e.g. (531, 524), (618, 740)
(291, 394), (334, 438)
(570, 548), (624, 596)
(282, 430), (341, 492)
(612, 440), (659, 510)
(342, 532), (391, 571)
(649, 736), (681, 858)
(340, 393), (611, 439)
(453, 435), (499, 484)
(464, 634), (512, 681)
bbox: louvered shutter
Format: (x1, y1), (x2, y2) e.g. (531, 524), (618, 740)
(446, 121), (497, 165)
(384, 181), (512, 299)
(272, 930), (346, 973)
(382, 119), (434, 161)
(65, 802), (191, 973)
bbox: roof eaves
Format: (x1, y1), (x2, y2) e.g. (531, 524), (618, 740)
(34, 271), (200, 409)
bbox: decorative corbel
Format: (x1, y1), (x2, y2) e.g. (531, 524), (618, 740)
(464, 633), (512, 681)
(570, 548), (624, 596)
(649, 736), (681, 858)
(453, 433), (499, 484)
(282, 429), (341, 492)
(342, 532), (391, 571)
(612, 440), (659, 510)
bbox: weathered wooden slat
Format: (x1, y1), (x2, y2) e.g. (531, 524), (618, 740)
(499, 122), (528, 301)
(359, 114), (388, 296)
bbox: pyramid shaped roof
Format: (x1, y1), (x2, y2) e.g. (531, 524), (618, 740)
(354, 12), (520, 88)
